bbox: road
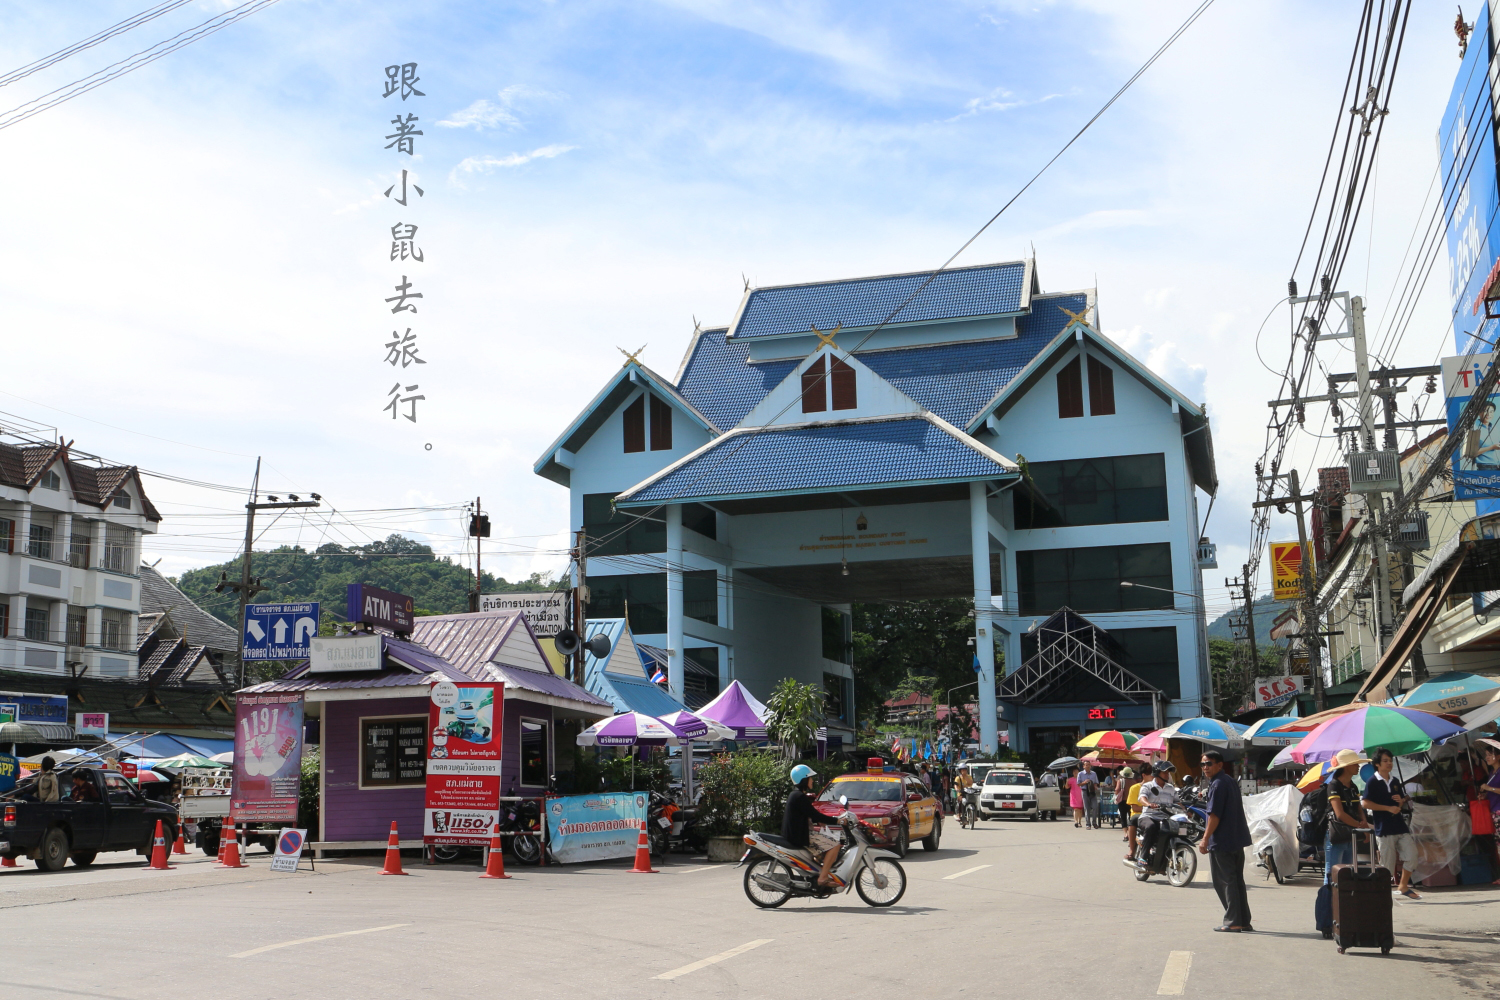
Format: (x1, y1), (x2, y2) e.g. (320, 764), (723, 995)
(2, 816), (1496, 999)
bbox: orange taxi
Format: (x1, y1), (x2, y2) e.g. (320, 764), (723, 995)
(813, 758), (942, 857)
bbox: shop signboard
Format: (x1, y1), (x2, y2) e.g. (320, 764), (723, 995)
(0, 691), (69, 727)
(1269, 541), (1307, 601)
(1443, 352), (1500, 501)
(231, 693), (304, 823)
(545, 792), (648, 864)
(270, 828), (308, 872)
(120, 762), (138, 780)
(479, 591), (568, 637)
(75, 712), (108, 737)
(0, 753), (17, 793)
(1253, 675), (1304, 710)
(423, 680), (503, 846)
(307, 634), (383, 674)
(347, 583), (414, 635)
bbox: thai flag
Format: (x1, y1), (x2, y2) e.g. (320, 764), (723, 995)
(650, 667), (666, 684)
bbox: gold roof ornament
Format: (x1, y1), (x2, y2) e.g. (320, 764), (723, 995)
(617, 344), (647, 366)
(811, 322), (843, 349)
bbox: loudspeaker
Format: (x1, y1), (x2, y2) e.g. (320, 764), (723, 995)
(553, 629), (580, 656)
(585, 633), (612, 659)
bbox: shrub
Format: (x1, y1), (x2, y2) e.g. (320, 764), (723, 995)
(695, 750), (849, 838)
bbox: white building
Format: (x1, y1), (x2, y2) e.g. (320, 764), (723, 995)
(0, 431), (160, 679)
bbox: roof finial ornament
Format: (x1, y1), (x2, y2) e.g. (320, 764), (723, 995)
(742, 273), (751, 293)
(1059, 305), (1091, 329)
(811, 322), (842, 349)
(617, 344), (647, 366)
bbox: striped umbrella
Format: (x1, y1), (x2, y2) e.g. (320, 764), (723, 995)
(657, 710), (735, 742)
(1133, 729), (1170, 756)
(575, 712), (687, 747)
(1157, 718), (1247, 747)
(1076, 730), (1141, 752)
(1288, 705), (1465, 765)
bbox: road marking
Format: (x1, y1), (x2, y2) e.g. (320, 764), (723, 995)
(652, 938), (772, 980)
(942, 864), (992, 880)
(662, 865), (717, 874)
(1156, 951), (1192, 995)
(230, 924), (410, 958)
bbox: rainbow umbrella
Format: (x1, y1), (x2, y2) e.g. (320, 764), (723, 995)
(1288, 705), (1465, 765)
(1296, 762), (1330, 791)
(1075, 730), (1141, 752)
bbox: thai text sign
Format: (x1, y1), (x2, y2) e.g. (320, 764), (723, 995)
(423, 681), (503, 846)
(231, 693), (304, 823)
(271, 829), (308, 873)
(1269, 541), (1307, 601)
(545, 792), (648, 864)
(75, 712), (108, 736)
(480, 591), (568, 637)
(1253, 676), (1305, 710)
(0, 753), (17, 793)
(307, 634), (383, 673)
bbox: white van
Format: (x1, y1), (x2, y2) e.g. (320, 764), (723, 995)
(978, 763), (1061, 821)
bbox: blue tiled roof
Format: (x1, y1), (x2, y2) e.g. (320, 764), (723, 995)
(589, 668), (685, 716)
(732, 262), (1028, 340)
(617, 417), (1014, 506)
(675, 293), (1087, 431)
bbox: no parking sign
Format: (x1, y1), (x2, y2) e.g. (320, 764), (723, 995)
(270, 828), (308, 872)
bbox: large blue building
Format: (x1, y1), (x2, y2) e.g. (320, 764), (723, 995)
(534, 260), (1218, 753)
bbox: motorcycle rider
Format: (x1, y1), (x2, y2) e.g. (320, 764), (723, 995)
(1136, 761), (1179, 871)
(953, 763), (974, 814)
(783, 764), (840, 888)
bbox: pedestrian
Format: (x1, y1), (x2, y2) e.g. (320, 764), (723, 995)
(1474, 740), (1500, 884)
(1198, 750), (1253, 932)
(1039, 768), (1058, 788)
(33, 756), (59, 803)
(1323, 748), (1373, 884)
(1068, 768), (1084, 826)
(1079, 762), (1100, 829)
(1361, 747), (1421, 900)
(1116, 767), (1137, 853)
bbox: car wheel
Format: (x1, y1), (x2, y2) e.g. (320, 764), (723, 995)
(69, 851), (98, 867)
(38, 827), (70, 872)
(202, 830), (221, 857)
(895, 821), (909, 858)
(922, 817), (941, 851)
(1030, 810), (1039, 822)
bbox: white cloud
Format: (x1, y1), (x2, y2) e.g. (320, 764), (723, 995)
(438, 99), (521, 130)
(450, 144), (578, 182)
(946, 87), (1063, 121)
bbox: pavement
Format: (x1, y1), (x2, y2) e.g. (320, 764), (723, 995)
(2, 818), (1497, 999)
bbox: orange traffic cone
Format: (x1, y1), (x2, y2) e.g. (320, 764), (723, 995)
(216, 822), (228, 863)
(171, 821), (188, 855)
(1, 854), (18, 868)
(146, 819), (175, 870)
(480, 823), (511, 879)
(377, 821), (409, 875)
(218, 820), (247, 869)
(629, 819), (657, 873)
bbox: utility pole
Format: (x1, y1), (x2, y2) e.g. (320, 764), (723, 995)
(468, 498), (490, 613)
(1349, 296), (1395, 657)
(571, 528), (588, 683)
(1253, 469), (1324, 709)
(1223, 566), (1257, 715)
(215, 458), (322, 689)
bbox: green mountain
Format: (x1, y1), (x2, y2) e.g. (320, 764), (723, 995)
(173, 534), (564, 627)
(1206, 593), (1288, 650)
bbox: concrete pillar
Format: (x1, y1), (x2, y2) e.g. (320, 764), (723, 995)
(91, 518), (107, 569)
(49, 600), (66, 646)
(10, 594), (25, 640)
(666, 504), (684, 698)
(56, 513), (72, 564)
(15, 502), (32, 556)
(86, 606), (102, 647)
(970, 482), (997, 754)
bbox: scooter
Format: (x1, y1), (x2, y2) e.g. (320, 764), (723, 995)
(739, 795), (907, 908)
(1121, 786), (1207, 887)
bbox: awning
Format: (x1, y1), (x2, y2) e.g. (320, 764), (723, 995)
(1357, 556), (1465, 704)
(0, 722), (75, 743)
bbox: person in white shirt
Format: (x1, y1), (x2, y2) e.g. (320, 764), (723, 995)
(1136, 762), (1179, 870)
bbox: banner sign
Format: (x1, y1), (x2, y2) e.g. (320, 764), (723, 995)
(423, 681), (503, 846)
(0, 753), (17, 793)
(121, 762), (138, 780)
(479, 591), (569, 637)
(231, 693), (304, 823)
(1253, 675), (1305, 710)
(0, 691), (68, 726)
(270, 828), (308, 872)
(545, 792), (648, 864)
(307, 634), (384, 674)
(1269, 541), (1308, 601)
(75, 712), (109, 737)
(347, 583), (414, 635)
(1443, 352), (1500, 500)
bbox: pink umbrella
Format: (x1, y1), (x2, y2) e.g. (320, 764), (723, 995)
(1132, 729), (1169, 756)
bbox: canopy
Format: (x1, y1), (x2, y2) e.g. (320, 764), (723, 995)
(1288, 706), (1466, 765)
(1157, 718), (1247, 747)
(1241, 716), (1303, 747)
(656, 710), (735, 742)
(151, 753), (223, 769)
(1133, 729), (1169, 755)
(1400, 671), (1500, 716)
(696, 680), (769, 739)
(576, 712), (686, 747)
(19, 748), (105, 767)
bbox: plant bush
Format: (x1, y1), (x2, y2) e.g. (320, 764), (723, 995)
(695, 750), (849, 838)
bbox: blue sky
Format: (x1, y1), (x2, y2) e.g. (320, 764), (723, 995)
(0, 1), (1473, 613)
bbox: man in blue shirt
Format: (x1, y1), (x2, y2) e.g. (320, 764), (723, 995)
(1362, 747), (1419, 899)
(1198, 749), (1252, 932)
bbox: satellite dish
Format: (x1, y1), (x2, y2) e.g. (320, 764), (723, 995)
(553, 630), (580, 656)
(585, 633), (612, 659)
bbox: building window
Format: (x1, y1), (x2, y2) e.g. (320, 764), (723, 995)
(830, 357), (856, 410)
(0, 518), (11, 553)
(583, 493), (664, 556)
(1016, 542), (1173, 616)
(682, 502), (716, 540)
(801, 355), (856, 413)
(1109, 626), (1181, 701)
(1057, 356), (1084, 418)
(684, 647), (721, 704)
(69, 533), (91, 569)
(360, 716), (428, 788)
(113, 493), (131, 510)
(649, 395), (673, 451)
(824, 672), (851, 724)
(1013, 454), (1168, 528)
(25, 606), (50, 642)
(821, 607), (851, 664)
(0, 603), (8, 637)
(28, 523), (53, 560)
(40, 470), (60, 491)
(623, 396), (645, 453)
(589, 570), (718, 632)
(520, 718), (549, 787)
(1087, 356), (1116, 415)
(100, 617), (122, 650)
(801, 356), (828, 413)
(66, 613), (85, 647)
(104, 527), (133, 572)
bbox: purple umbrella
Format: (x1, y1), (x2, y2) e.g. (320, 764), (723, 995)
(657, 710), (735, 742)
(1289, 705), (1465, 765)
(576, 712), (687, 747)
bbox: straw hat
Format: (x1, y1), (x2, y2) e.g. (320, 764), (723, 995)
(1119, 767), (1134, 778)
(1329, 748), (1370, 769)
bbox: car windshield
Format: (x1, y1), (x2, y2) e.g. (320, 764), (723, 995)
(985, 772), (1032, 786)
(819, 780), (902, 803)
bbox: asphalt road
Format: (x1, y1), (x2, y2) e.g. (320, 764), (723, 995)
(2, 817), (1496, 999)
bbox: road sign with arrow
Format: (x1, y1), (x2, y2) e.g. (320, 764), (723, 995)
(243, 602), (320, 660)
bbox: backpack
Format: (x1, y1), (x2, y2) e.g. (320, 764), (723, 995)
(1300, 784), (1330, 845)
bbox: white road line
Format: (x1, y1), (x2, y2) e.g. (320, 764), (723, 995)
(652, 938), (772, 981)
(662, 866), (717, 874)
(230, 924), (410, 958)
(942, 864), (992, 880)
(1156, 951), (1193, 996)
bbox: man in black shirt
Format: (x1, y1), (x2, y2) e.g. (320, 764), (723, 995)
(783, 764), (840, 887)
(1199, 750), (1253, 932)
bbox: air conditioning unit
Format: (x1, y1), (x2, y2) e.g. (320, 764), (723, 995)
(1348, 450), (1401, 494)
(1391, 510), (1430, 550)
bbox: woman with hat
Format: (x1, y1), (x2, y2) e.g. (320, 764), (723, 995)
(1324, 748), (1373, 883)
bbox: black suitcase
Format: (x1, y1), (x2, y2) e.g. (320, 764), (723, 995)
(1331, 833), (1394, 954)
(1314, 883), (1333, 938)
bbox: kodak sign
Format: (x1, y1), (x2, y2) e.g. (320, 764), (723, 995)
(1270, 541), (1309, 601)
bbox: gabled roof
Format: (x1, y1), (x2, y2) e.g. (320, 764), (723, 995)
(410, 611), (556, 676)
(0, 440), (162, 521)
(533, 360), (719, 486)
(727, 260), (1034, 341)
(139, 565), (239, 655)
(615, 414), (1018, 508)
(582, 618), (686, 715)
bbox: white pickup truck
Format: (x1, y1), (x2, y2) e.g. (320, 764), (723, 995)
(977, 764), (1061, 821)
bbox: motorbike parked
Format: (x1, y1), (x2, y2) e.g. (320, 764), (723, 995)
(739, 795), (907, 908)
(1121, 785), (1207, 887)
(648, 791), (704, 856)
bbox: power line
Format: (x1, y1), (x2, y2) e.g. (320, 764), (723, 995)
(0, 0), (197, 90)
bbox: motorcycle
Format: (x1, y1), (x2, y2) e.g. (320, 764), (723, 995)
(511, 798), (545, 865)
(739, 795), (907, 908)
(1121, 785), (1207, 887)
(959, 787), (980, 829)
(648, 791), (704, 856)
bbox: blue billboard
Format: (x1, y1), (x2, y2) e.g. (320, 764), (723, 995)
(1442, 5), (1500, 356)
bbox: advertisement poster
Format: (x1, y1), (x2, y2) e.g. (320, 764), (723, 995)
(546, 793), (648, 864)
(75, 712), (109, 737)
(1252, 676), (1305, 710)
(1269, 541), (1307, 601)
(231, 693), (304, 823)
(423, 680), (503, 846)
(1444, 352), (1500, 504)
(0, 753), (18, 794)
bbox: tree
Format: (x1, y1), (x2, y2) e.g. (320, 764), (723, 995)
(765, 678), (825, 761)
(1210, 638), (1289, 717)
(851, 599), (991, 735)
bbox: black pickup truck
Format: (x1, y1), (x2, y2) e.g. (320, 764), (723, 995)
(1, 767), (180, 871)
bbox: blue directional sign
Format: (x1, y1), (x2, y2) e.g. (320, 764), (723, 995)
(243, 602), (320, 660)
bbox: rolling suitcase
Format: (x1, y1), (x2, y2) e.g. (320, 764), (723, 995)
(1314, 883), (1333, 939)
(1331, 833), (1393, 955)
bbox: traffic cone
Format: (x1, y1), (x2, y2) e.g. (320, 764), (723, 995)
(217, 822), (228, 863)
(629, 819), (657, 874)
(218, 820), (247, 869)
(377, 821), (409, 876)
(480, 823), (511, 879)
(1, 854), (17, 868)
(171, 822), (188, 855)
(146, 819), (175, 870)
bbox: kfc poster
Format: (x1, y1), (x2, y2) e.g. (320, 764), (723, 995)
(423, 680), (503, 846)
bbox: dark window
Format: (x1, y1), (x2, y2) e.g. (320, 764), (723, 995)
(583, 493), (664, 556)
(361, 717), (427, 787)
(821, 607), (850, 664)
(67, 613), (85, 647)
(28, 524), (52, 560)
(589, 571), (718, 631)
(682, 503), (717, 540)
(684, 647), (721, 704)
(520, 718), (548, 787)
(0, 603), (8, 637)
(113, 494), (131, 510)
(801, 356), (828, 413)
(1110, 626), (1181, 701)
(684, 570), (718, 624)
(1087, 356), (1116, 415)
(25, 606), (49, 641)
(0, 518), (11, 553)
(623, 396), (645, 453)
(40, 470), (60, 491)
(1016, 542), (1173, 616)
(1013, 454), (1168, 528)
(830, 357), (857, 410)
(824, 672), (850, 723)
(1057, 356), (1083, 418)
(649, 395), (673, 451)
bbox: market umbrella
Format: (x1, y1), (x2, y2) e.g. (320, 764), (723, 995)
(576, 712), (687, 747)
(1075, 730), (1141, 752)
(1046, 756), (1081, 771)
(1400, 671), (1500, 715)
(1157, 717), (1248, 746)
(1288, 705), (1466, 765)
(151, 753), (222, 769)
(210, 751), (234, 764)
(696, 680), (769, 739)
(1297, 762), (1330, 791)
(1241, 716), (1303, 746)
(133, 770), (169, 784)
(656, 710), (735, 742)
(1081, 748), (1146, 765)
(1132, 729), (1169, 756)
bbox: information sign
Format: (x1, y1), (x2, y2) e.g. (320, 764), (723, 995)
(243, 602), (320, 660)
(270, 828), (308, 872)
(231, 693), (304, 823)
(75, 712), (109, 737)
(347, 583), (414, 635)
(423, 681), (502, 846)
(308, 634), (383, 674)
(361, 717), (427, 786)
(545, 793), (648, 864)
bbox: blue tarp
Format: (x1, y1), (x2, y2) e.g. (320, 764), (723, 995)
(105, 733), (229, 759)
